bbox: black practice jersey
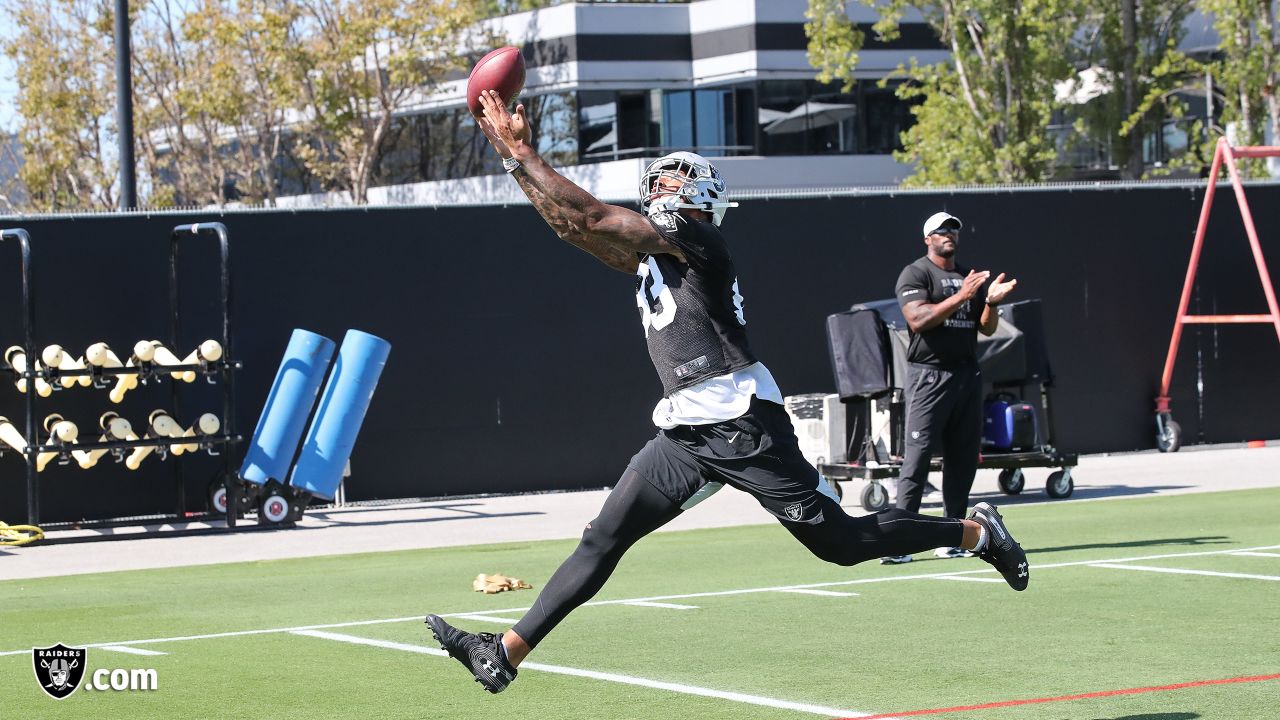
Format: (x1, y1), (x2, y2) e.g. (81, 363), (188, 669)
(636, 212), (757, 395)
(895, 256), (989, 368)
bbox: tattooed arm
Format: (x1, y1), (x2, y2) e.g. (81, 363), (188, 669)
(477, 90), (685, 261)
(511, 168), (637, 274)
(475, 100), (637, 273)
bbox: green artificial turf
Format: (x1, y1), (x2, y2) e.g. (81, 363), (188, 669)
(2, 488), (1278, 719)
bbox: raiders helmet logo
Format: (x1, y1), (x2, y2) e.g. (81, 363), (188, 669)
(33, 644), (87, 700)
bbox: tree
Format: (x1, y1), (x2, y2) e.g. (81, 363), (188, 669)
(1201, 0), (1278, 154)
(806, 0), (1082, 185)
(284, 0), (492, 203)
(130, 0), (309, 207)
(1, 0), (119, 211)
(1123, 1), (1278, 179)
(1068, 0), (1195, 180)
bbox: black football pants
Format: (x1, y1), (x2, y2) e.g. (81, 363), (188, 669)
(895, 362), (984, 520)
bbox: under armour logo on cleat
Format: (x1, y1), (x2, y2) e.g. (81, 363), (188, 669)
(1017, 562), (1028, 578)
(482, 660), (500, 676)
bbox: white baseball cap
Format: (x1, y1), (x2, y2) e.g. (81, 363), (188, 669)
(922, 211), (963, 237)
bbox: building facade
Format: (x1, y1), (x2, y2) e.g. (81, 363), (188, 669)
(279, 0), (1224, 208)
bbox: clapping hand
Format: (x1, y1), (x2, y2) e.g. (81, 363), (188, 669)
(958, 269), (991, 301)
(986, 272), (1018, 305)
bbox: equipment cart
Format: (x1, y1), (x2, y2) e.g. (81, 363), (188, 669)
(813, 297), (1078, 512)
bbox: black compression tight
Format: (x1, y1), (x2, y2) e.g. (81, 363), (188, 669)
(511, 475), (964, 649)
(781, 498), (964, 565)
(512, 469), (683, 649)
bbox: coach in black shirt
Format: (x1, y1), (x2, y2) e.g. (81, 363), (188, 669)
(882, 211), (1018, 564)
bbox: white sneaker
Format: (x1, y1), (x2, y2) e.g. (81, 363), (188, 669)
(934, 547), (974, 559)
(880, 554), (914, 565)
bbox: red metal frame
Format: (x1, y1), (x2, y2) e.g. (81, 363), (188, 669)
(1156, 137), (1280, 414)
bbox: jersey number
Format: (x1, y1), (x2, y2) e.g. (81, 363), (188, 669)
(636, 258), (748, 336)
(636, 258), (676, 337)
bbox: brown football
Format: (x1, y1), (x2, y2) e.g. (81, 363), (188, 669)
(466, 46), (525, 117)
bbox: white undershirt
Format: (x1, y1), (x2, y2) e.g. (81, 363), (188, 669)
(651, 361), (783, 429)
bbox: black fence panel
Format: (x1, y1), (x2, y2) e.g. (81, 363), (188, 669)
(1, 182), (1276, 522)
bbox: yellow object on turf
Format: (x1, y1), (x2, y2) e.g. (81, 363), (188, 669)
(472, 573), (533, 594)
(0, 521), (44, 546)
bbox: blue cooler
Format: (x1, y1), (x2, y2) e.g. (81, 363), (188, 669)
(984, 400), (1039, 450)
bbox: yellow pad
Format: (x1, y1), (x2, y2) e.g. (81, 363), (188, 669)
(0, 521), (44, 546)
(472, 573), (533, 594)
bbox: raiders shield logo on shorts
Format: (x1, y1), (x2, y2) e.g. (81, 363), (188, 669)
(32, 644), (86, 700)
(784, 502), (804, 521)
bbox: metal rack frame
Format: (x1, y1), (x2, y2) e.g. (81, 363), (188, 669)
(0, 222), (243, 529)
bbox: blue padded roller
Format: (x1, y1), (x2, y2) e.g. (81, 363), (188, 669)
(289, 329), (391, 500)
(240, 329), (336, 486)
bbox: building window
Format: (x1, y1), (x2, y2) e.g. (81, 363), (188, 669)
(662, 90), (694, 149)
(805, 84), (858, 154)
(527, 92), (578, 166)
(756, 79), (913, 156)
(758, 80), (810, 156)
(579, 90), (618, 160)
(860, 82), (914, 154)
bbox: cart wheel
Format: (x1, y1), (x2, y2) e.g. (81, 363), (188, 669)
(1046, 469), (1074, 499)
(260, 493), (291, 524)
(824, 477), (844, 501)
(861, 482), (890, 512)
(997, 468), (1025, 495)
(1156, 419), (1182, 453)
(208, 480), (228, 515)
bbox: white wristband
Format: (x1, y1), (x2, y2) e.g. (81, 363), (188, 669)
(503, 156), (521, 173)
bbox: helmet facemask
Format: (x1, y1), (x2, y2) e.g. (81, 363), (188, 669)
(639, 152), (739, 227)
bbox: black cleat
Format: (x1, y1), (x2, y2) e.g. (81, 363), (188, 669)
(425, 614), (518, 693)
(968, 502), (1029, 591)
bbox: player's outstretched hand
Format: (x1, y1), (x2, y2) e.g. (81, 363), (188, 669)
(477, 89), (530, 159)
(986, 272), (1018, 305)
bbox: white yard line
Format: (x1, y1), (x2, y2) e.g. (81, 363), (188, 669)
(931, 576), (1006, 583)
(3, 543), (1278, 658)
(291, 629), (887, 719)
(98, 646), (167, 656)
(1231, 551), (1280, 558)
(0, 616), (424, 657)
(622, 601), (699, 609)
(449, 614), (522, 624)
(776, 588), (860, 597)
(1090, 563), (1280, 582)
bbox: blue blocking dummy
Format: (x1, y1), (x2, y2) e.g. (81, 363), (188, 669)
(240, 329), (336, 486)
(289, 330), (391, 500)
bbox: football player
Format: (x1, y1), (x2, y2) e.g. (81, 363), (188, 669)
(425, 90), (1030, 694)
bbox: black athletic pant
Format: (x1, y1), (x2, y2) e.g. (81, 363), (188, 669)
(512, 402), (964, 649)
(896, 361), (984, 519)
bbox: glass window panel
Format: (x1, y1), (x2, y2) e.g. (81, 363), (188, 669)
(1162, 119), (1189, 161)
(862, 82), (916, 154)
(528, 93), (578, 167)
(618, 91), (649, 156)
(695, 89), (731, 155)
(578, 90), (617, 161)
(808, 82), (857, 154)
(662, 90), (694, 149)
(757, 80), (809, 155)
(734, 87), (756, 153)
